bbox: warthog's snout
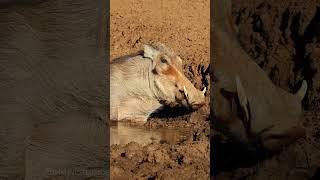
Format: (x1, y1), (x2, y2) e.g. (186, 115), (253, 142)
(180, 86), (206, 110)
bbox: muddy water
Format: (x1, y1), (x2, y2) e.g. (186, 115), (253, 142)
(110, 122), (191, 146)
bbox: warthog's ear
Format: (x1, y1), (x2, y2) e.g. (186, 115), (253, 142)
(143, 44), (159, 60)
(235, 75), (249, 121)
(295, 80), (308, 101)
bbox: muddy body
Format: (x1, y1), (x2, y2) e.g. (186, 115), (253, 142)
(111, 43), (206, 123)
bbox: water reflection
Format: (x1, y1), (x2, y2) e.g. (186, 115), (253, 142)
(110, 121), (191, 145)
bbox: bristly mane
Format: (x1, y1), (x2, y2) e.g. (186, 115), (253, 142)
(111, 50), (144, 64)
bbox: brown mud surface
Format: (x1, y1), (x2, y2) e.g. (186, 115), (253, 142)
(110, 0), (210, 179)
(214, 1), (320, 179)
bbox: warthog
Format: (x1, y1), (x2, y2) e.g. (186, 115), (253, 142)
(111, 42), (206, 123)
(212, 0), (307, 152)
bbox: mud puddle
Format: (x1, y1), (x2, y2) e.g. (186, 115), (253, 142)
(110, 121), (192, 146)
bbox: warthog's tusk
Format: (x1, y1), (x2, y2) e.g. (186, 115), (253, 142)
(295, 80), (308, 101)
(202, 87), (206, 95)
(183, 86), (188, 98)
(235, 75), (250, 122)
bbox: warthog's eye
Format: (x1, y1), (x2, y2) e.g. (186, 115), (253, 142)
(160, 57), (168, 64)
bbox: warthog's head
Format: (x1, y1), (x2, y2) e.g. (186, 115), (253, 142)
(144, 42), (206, 110)
(216, 75), (308, 152)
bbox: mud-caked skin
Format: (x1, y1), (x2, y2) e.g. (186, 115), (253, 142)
(111, 42), (206, 123)
(212, 0), (307, 152)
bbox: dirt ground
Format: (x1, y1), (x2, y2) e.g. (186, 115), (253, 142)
(110, 0), (210, 179)
(215, 1), (320, 179)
